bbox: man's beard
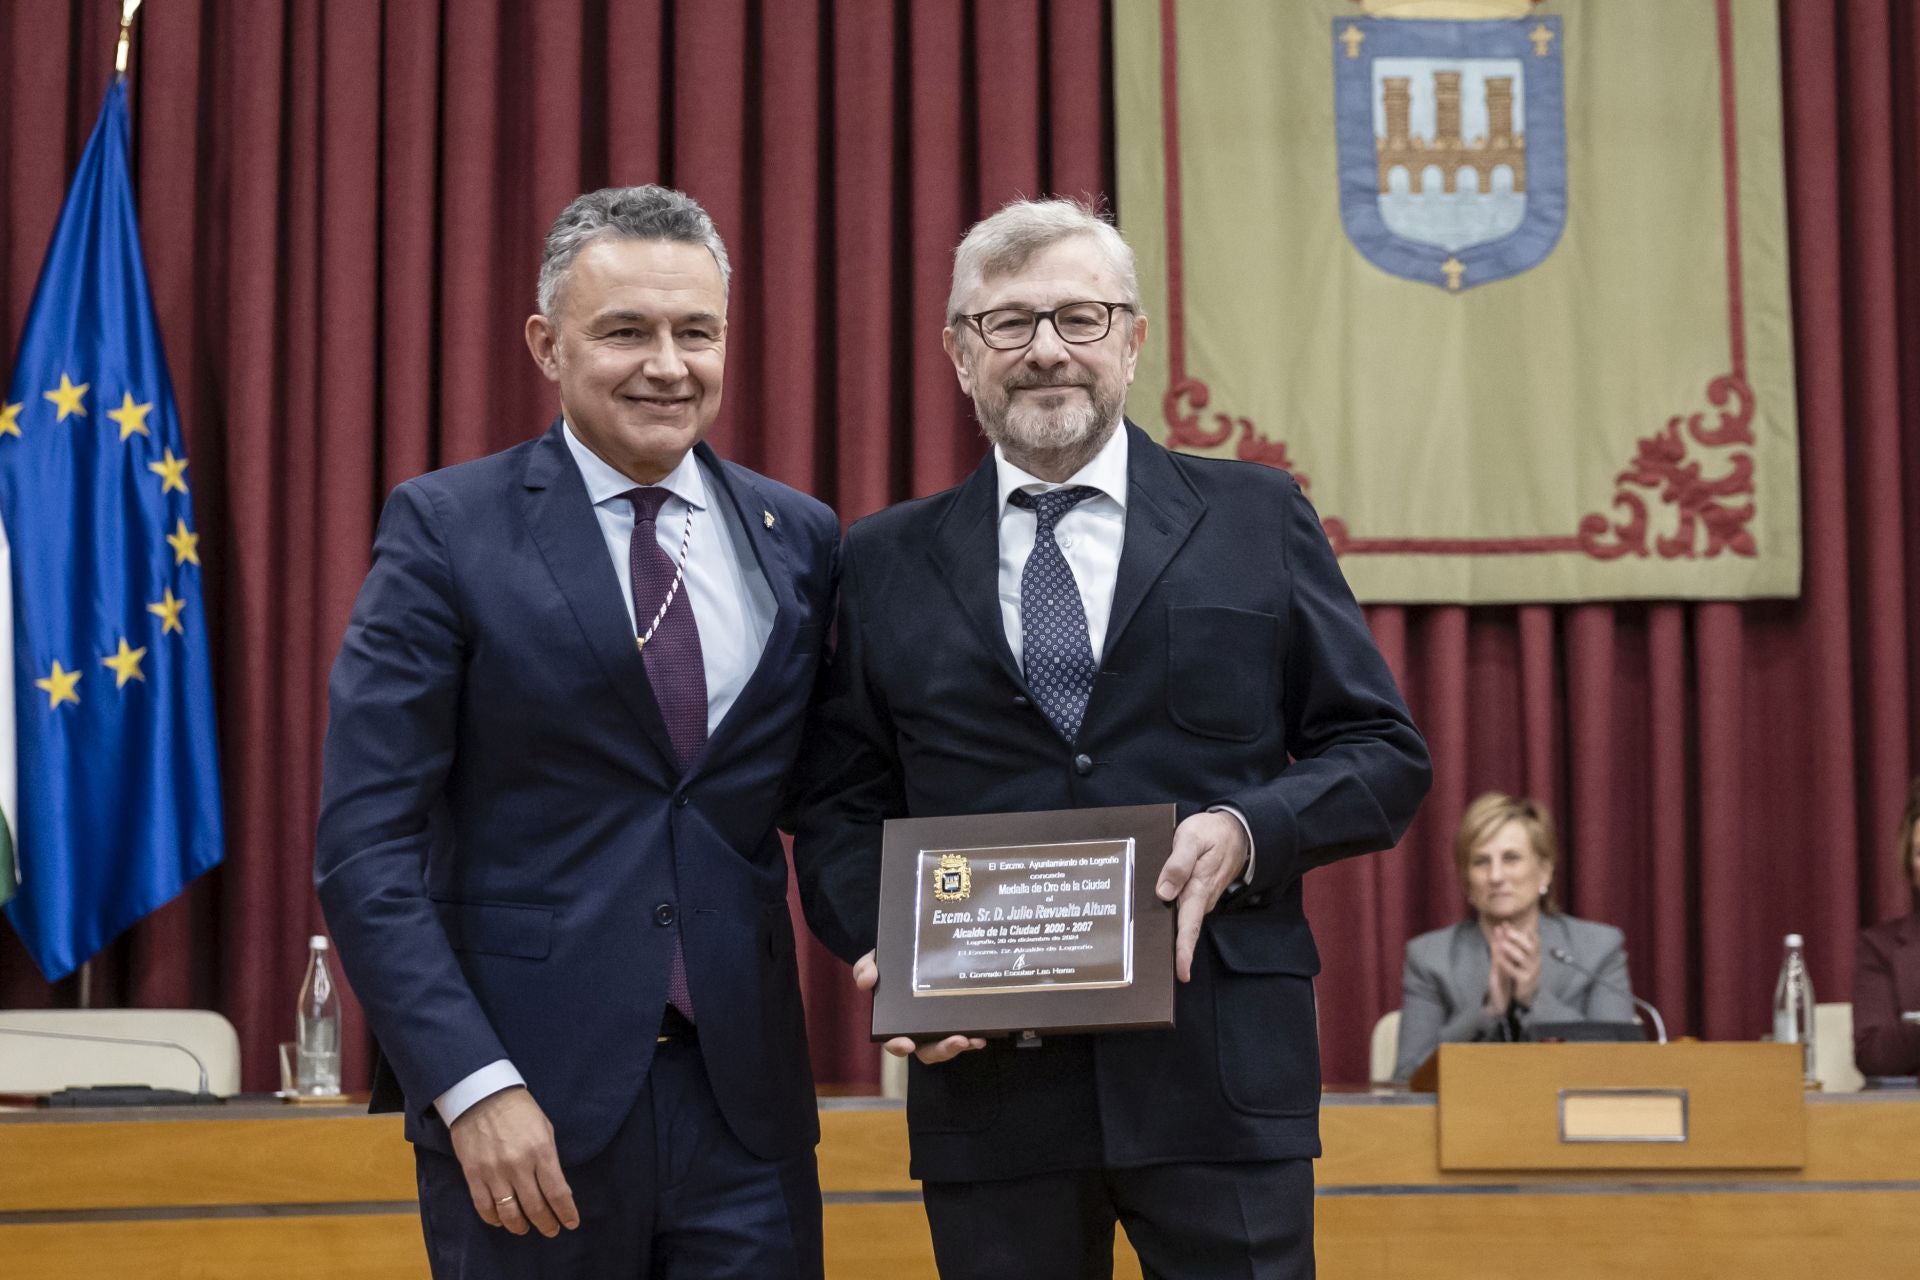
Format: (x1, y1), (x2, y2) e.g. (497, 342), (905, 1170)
(974, 370), (1125, 457)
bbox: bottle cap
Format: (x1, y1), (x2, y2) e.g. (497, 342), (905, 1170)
(1785, 932), (1804, 948)
(310, 934), (331, 950)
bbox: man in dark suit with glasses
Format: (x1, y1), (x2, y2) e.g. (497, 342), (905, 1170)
(795, 197), (1429, 1279)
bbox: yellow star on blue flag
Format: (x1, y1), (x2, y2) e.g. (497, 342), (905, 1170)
(0, 79), (225, 979)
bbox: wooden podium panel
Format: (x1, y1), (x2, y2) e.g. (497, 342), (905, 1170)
(0, 1217), (429, 1280)
(1316, 1188), (1920, 1280)
(0, 1109), (416, 1210)
(0, 1100), (1141, 1280)
(1435, 1042), (1806, 1170)
(8, 1089), (1915, 1277)
(0, 1104), (426, 1280)
(1319, 1089), (1920, 1280)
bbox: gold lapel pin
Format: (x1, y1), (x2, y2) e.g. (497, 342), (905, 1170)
(762, 510), (776, 529)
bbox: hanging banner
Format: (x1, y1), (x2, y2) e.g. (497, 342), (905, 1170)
(1115, 0), (1799, 603)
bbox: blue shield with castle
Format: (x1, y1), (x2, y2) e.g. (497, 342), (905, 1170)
(1333, 9), (1565, 292)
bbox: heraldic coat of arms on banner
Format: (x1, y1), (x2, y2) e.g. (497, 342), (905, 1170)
(1334, 1), (1565, 292)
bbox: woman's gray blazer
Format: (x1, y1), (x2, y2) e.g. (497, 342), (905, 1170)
(1392, 914), (1634, 1082)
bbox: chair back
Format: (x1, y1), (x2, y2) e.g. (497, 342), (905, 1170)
(0, 1008), (243, 1096)
(1370, 1009), (1402, 1084)
(1811, 1001), (1863, 1093)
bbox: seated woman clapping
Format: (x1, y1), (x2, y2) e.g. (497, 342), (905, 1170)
(1392, 792), (1636, 1083)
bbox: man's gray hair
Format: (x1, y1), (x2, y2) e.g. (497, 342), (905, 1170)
(537, 185), (731, 316)
(946, 198), (1140, 324)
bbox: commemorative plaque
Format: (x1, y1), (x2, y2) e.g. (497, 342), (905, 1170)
(871, 803), (1177, 1041)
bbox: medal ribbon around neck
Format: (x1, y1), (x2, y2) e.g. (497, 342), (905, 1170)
(637, 508), (696, 651)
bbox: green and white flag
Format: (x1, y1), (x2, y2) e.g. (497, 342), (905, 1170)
(0, 515), (15, 905)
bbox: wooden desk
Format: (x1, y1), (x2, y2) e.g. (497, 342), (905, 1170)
(0, 1099), (965, 1280)
(0, 1102), (422, 1278)
(4, 1091), (1917, 1277)
(1318, 1087), (1920, 1278)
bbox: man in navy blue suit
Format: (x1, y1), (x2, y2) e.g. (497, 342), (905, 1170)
(795, 199), (1430, 1278)
(317, 186), (837, 1278)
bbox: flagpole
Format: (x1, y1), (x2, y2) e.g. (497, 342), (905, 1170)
(114, 0), (142, 77)
(85, 0), (140, 1018)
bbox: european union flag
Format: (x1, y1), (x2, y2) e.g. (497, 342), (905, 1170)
(0, 80), (224, 980)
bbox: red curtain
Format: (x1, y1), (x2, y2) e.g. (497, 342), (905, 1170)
(1, 0), (1913, 1093)
(0, 0), (1109, 1093)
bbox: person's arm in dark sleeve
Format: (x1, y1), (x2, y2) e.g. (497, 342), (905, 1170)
(1853, 925), (1920, 1077)
(791, 529), (904, 965)
(314, 482), (508, 1117)
(776, 509), (842, 835)
(1224, 480), (1432, 895)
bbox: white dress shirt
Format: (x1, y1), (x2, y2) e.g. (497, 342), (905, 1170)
(434, 425), (776, 1126)
(562, 423), (776, 732)
(992, 423), (1256, 882)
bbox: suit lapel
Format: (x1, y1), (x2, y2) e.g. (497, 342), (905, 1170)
(1539, 915), (1575, 1005)
(928, 454), (1028, 695)
(519, 422), (680, 773)
(694, 443), (801, 768)
(1104, 422), (1204, 661)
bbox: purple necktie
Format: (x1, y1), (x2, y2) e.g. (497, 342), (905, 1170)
(626, 487), (703, 1020)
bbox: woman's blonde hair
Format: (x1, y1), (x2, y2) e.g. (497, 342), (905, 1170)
(1453, 791), (1560, 913)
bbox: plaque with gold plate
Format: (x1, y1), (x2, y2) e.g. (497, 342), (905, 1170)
(871, 803), (1177, 1041)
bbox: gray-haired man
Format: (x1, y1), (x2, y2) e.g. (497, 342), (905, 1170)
(795, 198), (1429, 1278)
(318, 185), (836, 1277)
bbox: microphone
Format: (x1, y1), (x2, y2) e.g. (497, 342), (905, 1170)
(1548, 947), (1668, 1045)
(0, 1024), (221, 1104)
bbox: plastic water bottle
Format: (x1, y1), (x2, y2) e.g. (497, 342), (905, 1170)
(297, 934), (342, 1095)
(1771, 933), (1817, 1086)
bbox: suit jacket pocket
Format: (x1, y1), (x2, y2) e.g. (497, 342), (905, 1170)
(906, 1048), (1004, 1134)
(1208, 918), (1320, 1117)
(432, 900), (554, 960)
(1166, 606), (1279, 741)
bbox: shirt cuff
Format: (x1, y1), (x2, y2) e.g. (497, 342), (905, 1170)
(1208, 804), (1256, 888)
(434, 1060), (525, 1126)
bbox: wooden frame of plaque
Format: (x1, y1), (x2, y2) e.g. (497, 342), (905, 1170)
(871, 803), (1177, 1041)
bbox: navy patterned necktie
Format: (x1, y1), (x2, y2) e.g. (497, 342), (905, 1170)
(1010, 486), (1102, 742)
(625, 486), (701, 1020)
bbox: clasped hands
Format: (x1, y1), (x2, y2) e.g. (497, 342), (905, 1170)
(1481, 920), (1543, 1018)
(856, 810), (1249, 1066)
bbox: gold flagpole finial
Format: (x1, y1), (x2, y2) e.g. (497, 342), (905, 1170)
(115, 0), (143, 76)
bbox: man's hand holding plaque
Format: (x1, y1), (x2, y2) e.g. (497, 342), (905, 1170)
(854, 951), (987, 1064)
(1155, 809), (1251, 983)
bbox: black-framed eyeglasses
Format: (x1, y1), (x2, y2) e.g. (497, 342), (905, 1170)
(960, 300), (1135, 350)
